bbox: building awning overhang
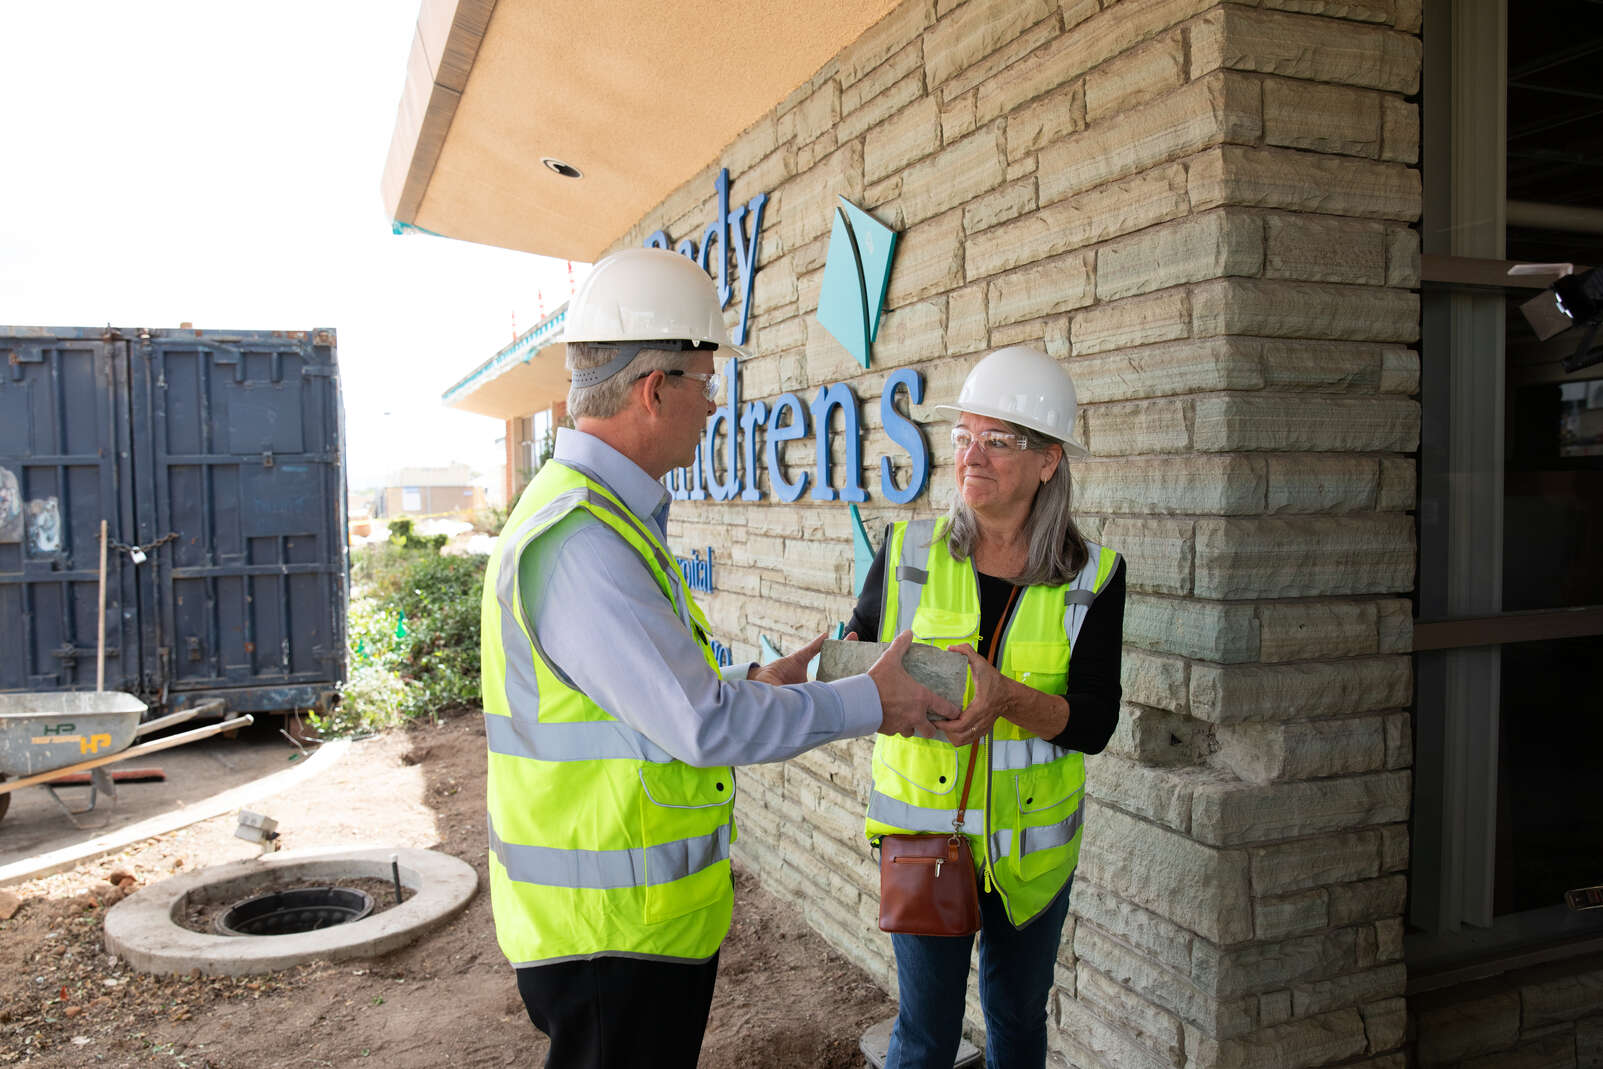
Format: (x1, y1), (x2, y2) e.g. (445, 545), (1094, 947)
(443, 305), (569, 419)
(382, 0), (899, 262)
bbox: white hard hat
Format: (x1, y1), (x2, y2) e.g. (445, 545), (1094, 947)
(565, 246), (745, 353)
(934, 346), (1089, 458)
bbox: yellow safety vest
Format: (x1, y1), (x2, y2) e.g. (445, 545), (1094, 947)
(865, 517), (1120, 927)
(480, 461), (735, 966)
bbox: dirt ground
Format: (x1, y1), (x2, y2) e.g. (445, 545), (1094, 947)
(0, 710), (894, 1067)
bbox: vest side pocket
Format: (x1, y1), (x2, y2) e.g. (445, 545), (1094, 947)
(1005, 640), (1070, 695)
(637, 763), (736, 924)
(1008, 767), (1083, 883)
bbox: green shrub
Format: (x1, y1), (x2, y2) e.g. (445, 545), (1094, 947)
(322, 539), (487, 737)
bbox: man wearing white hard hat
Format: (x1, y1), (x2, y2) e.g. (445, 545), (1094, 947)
(478, 246), (958, 1068)
(847, 346), (1127, 1069)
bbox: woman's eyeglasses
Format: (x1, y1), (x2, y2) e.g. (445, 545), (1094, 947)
(951, 428), (1030, 455)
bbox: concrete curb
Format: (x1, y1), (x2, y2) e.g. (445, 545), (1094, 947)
(104, 844), (478, 977)
(0, 738), (350, 888)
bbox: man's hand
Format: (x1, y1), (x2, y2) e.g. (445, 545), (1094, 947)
(868, 630), (961, 738)
(749, 631), (828, 686)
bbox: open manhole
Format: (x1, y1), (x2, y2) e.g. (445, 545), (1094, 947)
(216, 886), (375, 936)
(105, 845), (477, 977)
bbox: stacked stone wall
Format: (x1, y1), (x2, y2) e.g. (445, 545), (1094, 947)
(614, 1), (1424, 1066)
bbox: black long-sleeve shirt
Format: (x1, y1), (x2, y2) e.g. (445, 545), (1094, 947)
(845, 538), (1125, 755)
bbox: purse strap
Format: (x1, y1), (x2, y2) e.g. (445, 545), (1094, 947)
(951, 581), (1020, 834)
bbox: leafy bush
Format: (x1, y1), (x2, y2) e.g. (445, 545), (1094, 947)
(318, 539), (487, 737)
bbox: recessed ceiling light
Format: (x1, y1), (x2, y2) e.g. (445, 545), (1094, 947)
(541, 157), (582, 179)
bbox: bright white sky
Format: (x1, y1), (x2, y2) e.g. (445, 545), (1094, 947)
(0, 2), (583, 491)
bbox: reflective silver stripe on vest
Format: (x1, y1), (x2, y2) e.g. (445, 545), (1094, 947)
(988, 798), (1086, 862)
(990, 736), (1070, 771)
(1062, 541), (1107, 649)
(489, 817), (731, 889)
(895, 518), (938, 637)
(485, 710), (676, 764)
(495, 488), (593, 725)
(866, 790), (970, 834)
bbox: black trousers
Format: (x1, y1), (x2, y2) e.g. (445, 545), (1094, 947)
(516, 952), (720, 1069)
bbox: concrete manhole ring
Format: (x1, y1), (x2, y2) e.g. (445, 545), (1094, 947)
(105, 845), (478, 977)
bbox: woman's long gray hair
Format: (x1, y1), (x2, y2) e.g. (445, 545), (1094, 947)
(945, 420), (1089, 587)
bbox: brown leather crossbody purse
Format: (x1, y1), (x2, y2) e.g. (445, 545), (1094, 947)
(875, 584), (1019, 937)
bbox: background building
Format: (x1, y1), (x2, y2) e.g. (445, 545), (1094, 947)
(390, 2), (1603, 1065)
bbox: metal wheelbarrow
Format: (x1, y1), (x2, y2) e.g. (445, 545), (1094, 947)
(0, 692), (254, 827)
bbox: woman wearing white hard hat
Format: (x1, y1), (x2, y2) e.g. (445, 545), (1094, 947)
(848, 346), (1126, 1069)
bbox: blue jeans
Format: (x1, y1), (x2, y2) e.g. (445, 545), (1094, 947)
(885, 877), (1073, 1069)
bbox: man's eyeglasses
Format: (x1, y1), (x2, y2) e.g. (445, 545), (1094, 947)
(638, 368), (722, 401)
(951, 428), (1031, 455)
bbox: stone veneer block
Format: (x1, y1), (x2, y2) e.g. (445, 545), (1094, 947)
(1077, 962), (1188, 1064)
(968, 164), (1189, 279)
(1328, 875), (1407, 925)
(1195, 395), (1419, 453)
(1258, 600), (1379, 662)
(816, 639), (968, 707)
(1071, 336), (1265, 403)
(1086, 31), (1186, 123)
(864, 95), (942, 185)
(1088, 398), (1193, 455)
(963, 177), (1037, 235)
(1121, 649), (1189, 711)
(1075, 922), (1257, 1038)
(1261, 0), (1391, 21)
(1384, 712), (1411, 769)
(1191, 278), (1420, 345)
(1071, 879), (1196, 976)
(1072, 288), (1191, 355)
(841, 37), (921, 115)
(1211, 1009), (1369, 1069)
(1003, 80), (1087, 161)
(1189, 656), (1412, 725)
(794, 79), (842, 148)
(1254, 889), (1331, 940)
(1385, 225), (1420, 287)
(945, 284), (988, 355)
(834, 0), (933, 87)
(1193, 929), (1360, 997)
(1077, 455), (1263, 516)
(1378, 346), (1420, 393)
(1381, 95), (1420, 164)
(1375, 600), (1412, 654)
(777, 141), (864, 250)
(986, 250), (1096, 325)
(1265, 215), (1388, 286)
(1126, 594), (1260, 663)
(884, 208), (964, 308)
(1189, 144), (1422, 222)
(1215, 717), (1388, 784)
(1190, 770), (1411, 846)
(1102, 517), (1195, 595)
(898, 123), (1007, 228)
(1263, 78), (1383, 158)
(1096, 209), (1264, 302)
(1079, 801), (1254, 944)
(1193, 515), (1415, 599)
(1413, 988), (1522, 1066)
(1087, 753), (1196, 832)
(1520, 965), (1603, 1027)
(922, 0), (1054, 89)
(1251, 829), (1382, 896)
(1039, 71), (1261, 205)
(1191, 5), (1422, 94)
(1109, 701), (1202, 764)
(1056, 995), (1177, 1069)
(1376, 456), (1417, 512)
(1361, 996), (1407, 1055)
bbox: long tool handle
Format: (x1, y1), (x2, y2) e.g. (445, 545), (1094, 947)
(0, 715), (255, 796)
(96, 519), (108, 692)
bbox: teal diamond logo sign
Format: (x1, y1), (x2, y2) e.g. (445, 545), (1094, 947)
(816, 198), (898, 369)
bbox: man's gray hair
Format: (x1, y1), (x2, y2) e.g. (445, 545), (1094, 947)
(944, 420), (1089, 587)
(566, 342), (688, 419)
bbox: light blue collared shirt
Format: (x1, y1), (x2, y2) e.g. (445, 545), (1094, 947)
(516, 427), (881, 767)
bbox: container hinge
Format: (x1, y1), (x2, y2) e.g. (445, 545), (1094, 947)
(262, 450), (275, 468)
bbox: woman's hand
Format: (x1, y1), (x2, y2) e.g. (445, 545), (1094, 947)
(749, 631), (828, 686)
(938, 644), (1010, 747)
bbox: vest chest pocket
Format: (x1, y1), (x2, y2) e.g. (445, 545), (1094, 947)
(1005, 640), (1070, 696)
(910, 607), (978, 647)
(637, 763), (736, 923)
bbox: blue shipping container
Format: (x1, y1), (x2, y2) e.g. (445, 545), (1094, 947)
(0, 326), (347, 719)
